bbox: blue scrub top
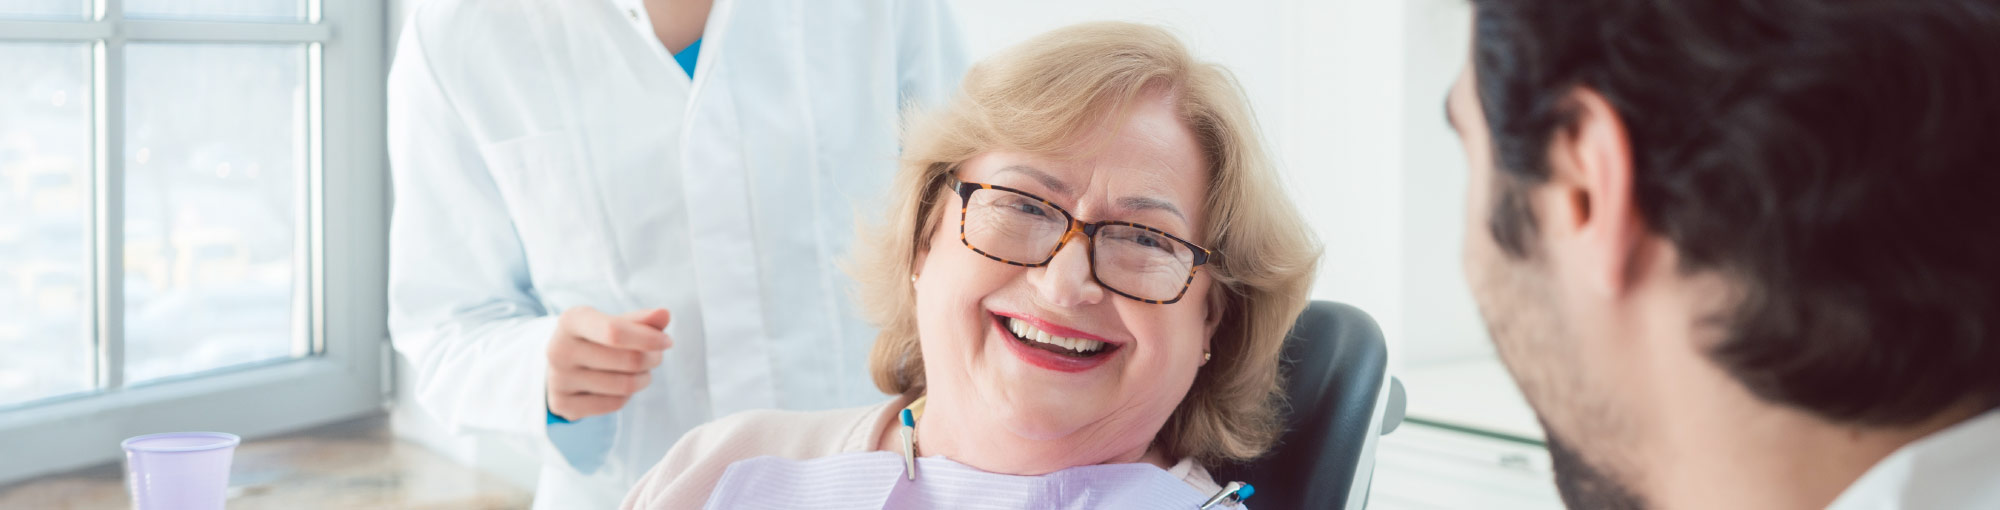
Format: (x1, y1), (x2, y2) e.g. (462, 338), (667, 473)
(674, 38), (702, 77)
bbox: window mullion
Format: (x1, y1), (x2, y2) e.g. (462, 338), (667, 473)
(0, 20), (113, 41)
(92, 0), (126, 392)
(119, 20), (331, 43)
(298, 42), (325, 357)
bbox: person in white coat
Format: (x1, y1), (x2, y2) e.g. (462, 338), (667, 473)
(384, 0), (966, 507)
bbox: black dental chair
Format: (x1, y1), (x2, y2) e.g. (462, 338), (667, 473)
(1210, 301), (1406, 509)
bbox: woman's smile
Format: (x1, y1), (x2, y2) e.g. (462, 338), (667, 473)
(988, 311), (1125, 373)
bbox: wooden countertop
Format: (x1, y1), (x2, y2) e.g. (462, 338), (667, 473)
(0, 413), (532, 509)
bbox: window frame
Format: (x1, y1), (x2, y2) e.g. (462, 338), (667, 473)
(0, 0), (387, 484)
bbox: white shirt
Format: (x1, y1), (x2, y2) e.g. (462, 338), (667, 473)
(1829, 410), (2000, 510)
(384, 0), (966, 507)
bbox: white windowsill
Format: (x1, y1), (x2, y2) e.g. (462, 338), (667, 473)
(1400, 357), (1546, 443)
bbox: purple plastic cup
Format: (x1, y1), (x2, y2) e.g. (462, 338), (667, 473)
(122, 431), (240, 510)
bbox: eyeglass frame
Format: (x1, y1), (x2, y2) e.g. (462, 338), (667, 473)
(948, 179), (1214, 305)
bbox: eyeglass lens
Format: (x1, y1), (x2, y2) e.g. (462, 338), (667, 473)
(962, 187), (1196, 302)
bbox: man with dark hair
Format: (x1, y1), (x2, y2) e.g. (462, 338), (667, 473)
(1444, 0), (2000, 507)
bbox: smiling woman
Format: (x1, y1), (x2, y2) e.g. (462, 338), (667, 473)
(867, 20), (1322, 470)
(623, 21), (1320, 509)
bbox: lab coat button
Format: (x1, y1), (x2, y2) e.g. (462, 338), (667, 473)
(628, 9), (640, 21)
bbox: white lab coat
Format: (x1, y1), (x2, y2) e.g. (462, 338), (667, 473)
(1828, 410), (2000, 510)
(384, 0), (966, 507)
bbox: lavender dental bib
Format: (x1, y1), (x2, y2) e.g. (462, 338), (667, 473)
(703, 451), (1227, 509)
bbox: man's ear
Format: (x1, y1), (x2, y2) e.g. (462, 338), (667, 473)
(1543, 87), (1645, 299)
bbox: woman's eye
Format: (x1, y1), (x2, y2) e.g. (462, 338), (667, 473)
(1134, 233), (1167, 250)
(1111, 229), (1174, 253)
(1011, 202), (1048, 217)
(995, 197), (1050, 218)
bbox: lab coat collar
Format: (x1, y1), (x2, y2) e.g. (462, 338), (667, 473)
(1828, 409), (2000, 509)
(604, 0), (734, 79)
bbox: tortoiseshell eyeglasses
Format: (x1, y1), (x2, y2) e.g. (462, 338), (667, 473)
(950, 180), (1213, 304)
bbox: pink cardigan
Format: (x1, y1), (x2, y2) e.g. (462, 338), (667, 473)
(622, 396), (1227, 509)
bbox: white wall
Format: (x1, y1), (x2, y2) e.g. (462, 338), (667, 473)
(1397, 0), (1491, 365)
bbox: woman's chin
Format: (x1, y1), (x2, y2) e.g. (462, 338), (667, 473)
(958, 418), (1108, 475)
(994, 411), (1090, 442)
(960, 409), (1148, 476)
(986, 381), (1107, 438)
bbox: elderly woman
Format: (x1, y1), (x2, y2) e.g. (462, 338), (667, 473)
(624, 21), (1318, 509)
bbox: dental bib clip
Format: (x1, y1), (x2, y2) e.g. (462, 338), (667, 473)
(1198, 481), (1254, 509)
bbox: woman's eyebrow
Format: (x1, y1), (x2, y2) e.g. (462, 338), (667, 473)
(996, 164), (1074, 197)
(996, 164), (1184, 222)
(1119, 196), (1186, 223)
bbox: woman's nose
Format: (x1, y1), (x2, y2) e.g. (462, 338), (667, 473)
(1030, 234), (1105, 307)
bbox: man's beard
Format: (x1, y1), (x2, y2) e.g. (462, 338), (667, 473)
(1467, 245), (1650, 510)
(1545, 432), (1648, 510)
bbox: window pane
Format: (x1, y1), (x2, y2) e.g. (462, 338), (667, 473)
(124, 0), (306, 23)
(0, 1), (88, 20)
(0, 43), (94, 407)
(124, 43), (307, 384)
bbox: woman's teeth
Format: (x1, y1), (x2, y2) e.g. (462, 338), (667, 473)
(1007, 318), (1107, 354)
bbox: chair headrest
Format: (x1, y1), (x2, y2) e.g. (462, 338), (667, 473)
(1209, 300), (1390, 509)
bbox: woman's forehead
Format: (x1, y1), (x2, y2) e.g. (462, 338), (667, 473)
(980, 162), (1192, 223)
(966, 102), (1208, 215)
(967, 153), (1202, 225)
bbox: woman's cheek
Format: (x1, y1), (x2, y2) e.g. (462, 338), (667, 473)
(1147, 302), (1207, 353)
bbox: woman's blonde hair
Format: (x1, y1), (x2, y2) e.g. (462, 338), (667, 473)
(852, 21), (1321, 466)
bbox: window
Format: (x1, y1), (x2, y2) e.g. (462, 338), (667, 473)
(0, 0), (387, 484)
